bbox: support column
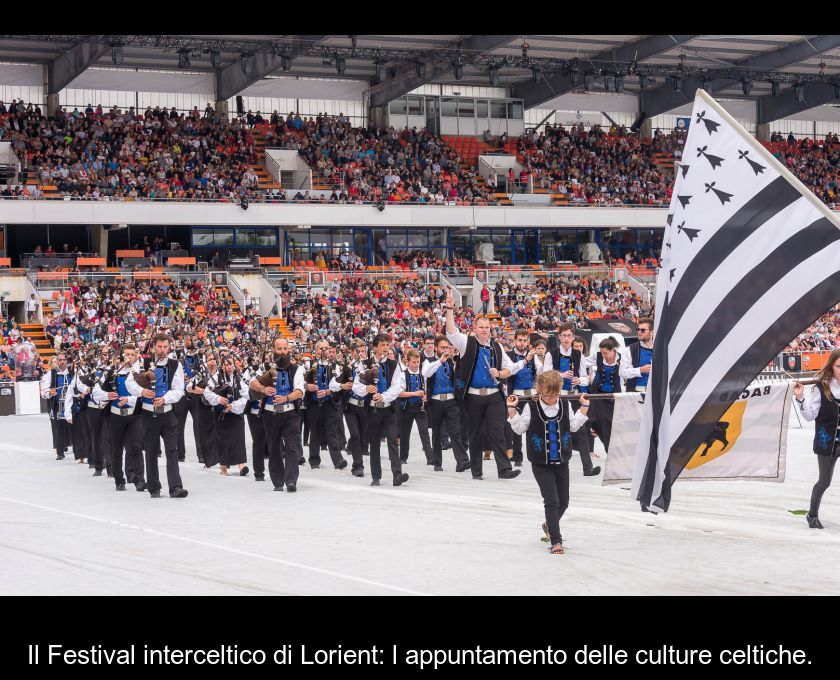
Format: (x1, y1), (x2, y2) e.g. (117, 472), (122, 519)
(639, 118), (653, 140)
(86, 225), (108, 259)
(46, 93), (61, 118)
(214, 100), (229, 120)
(755, 123), (771, 141)
(369, 104), (387, 128)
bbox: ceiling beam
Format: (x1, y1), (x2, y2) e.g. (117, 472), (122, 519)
(368, 35), (517, 108)
(638, 35), (840, 122)
(511, 35), (699, 109)
(216, 35), (329, 101)
(757, 81), (839, 124)
(47, 37), (111, 94)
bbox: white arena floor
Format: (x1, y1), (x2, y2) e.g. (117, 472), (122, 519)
(1, 413), (838, 596)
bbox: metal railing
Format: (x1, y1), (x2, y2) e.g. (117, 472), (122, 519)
(473, 266), (620, 286)
(28, 269), (217, 292)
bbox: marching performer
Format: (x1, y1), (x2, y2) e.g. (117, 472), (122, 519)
(249, 337), (305, 492)
(175, 338), (204, 463)
(351, 333), (407, 487)
(203, 354), (249, 477)
(506, 370), (591, 554)
(126, 334), (188, 499)
(244, 358), (268, 481)
(93, 343), (145, 491)
(40, 352), (72, 460)
(421, 335), (470, 472)
(547, 324), (598, 476)
(187, 350), (220, 469)
(505, 328), (538, 467)
(343, 340), (369, 477)
(582, 336), (635, 453)
(444, 290), (524, 480)
(65, 363), (93, 466)
(794, 349), (840, 529)
(622, 317), (654, 393)
(304, 340), (348, 470)
(397, 349), (434, 467)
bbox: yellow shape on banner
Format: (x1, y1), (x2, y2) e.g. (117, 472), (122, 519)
(686, 401), (746, 469)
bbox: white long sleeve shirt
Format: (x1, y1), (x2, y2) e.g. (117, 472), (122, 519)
(445, 329), (522, 373)
(507, 400), (589, 435)
(352, 358), (403, 404)
(540, 345), (590, 386)
(125, 358), (185, 404)
(91, 363), (140, 409)
(582, 351), (637, 383)
(203, 374), (249, 415)
(304, 361), (343, 394)
(798, 379), (840, 421)
(620, 342), (654, 380)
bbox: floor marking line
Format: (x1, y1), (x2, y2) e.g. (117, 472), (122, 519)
(0, 495), (430, 596)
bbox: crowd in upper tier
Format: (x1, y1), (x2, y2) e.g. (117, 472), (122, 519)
(3, 98), (840, 209)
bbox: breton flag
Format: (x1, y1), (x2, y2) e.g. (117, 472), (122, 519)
(631, 89), (840, 512)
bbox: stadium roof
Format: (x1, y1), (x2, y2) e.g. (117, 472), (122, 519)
(2, 35), (839, 122)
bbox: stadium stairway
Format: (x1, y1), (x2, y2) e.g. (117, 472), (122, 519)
(20, 323), (55, 367)
(250, 126), (282, 192)
(268, 317), (295, 339)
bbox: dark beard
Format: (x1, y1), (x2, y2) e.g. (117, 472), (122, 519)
(275, 353), (290, 370)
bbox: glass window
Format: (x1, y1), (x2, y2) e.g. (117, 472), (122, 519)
(458, 99), (475, 118)
(491, 101), (507, 119)
(214, 229), (235, 246)
(237, 229), (256, 246)
(389, 231), (407, 249)
(476, 100), (488, 118)
(507, 101), (524, 119)
(440, 97), (456, 117)
(255, 228), (277, 247)
(389, 98), (406, 115)
(192, 228), (214, 247)
(407, 97), (423, 116)
(407, 231), (427, 248)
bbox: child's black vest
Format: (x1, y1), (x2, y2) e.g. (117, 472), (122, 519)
(399, 371), (425, 411)
(812, 389), (840, 456)
(525, 400), (572, 465)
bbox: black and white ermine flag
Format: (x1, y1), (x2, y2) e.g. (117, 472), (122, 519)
(631, 89), (840, 512)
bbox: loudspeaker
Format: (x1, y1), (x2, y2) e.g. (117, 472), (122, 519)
(236, 96), (244, 115)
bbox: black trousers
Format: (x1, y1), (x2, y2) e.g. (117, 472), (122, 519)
(572, 429), (594, 473)
(140, 409), (183, 494)
(810, 444), (840, 517)
(49, 416), (70, 454)
(247, 411), (267, 476)
(109, 411), (143, 487)
(428, 398), (469, 467)
(344, 403), (368, 473)
(589, 396), (616, 452)
(88, 407), (112, 472)
(306, 401), (344, 467)
(173, 398), (189, 459)
(505, 401), (525, 463)
(264, 409), (303, 488)
(335, 399), (348, 449)
(367, 405), (400, 481)
(531, 462), (570, 546)
(71, 408), (91, 461)
(184, 396), (205, 461)
(196, 405), (219, 467)
(463, 393), (512, 477)
(398, 404), (433, 463)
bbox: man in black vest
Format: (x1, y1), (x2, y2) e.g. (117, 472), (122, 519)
(351, 333), (408, 487)
(126, 334), (188, 499)
(343, 340), (370, 477)
(421, 335), (449, 450)
(40, 352), (72, 460)
(93, 343), (145, 491)
(444, 290), (524, 480)
(304, 340), (348, 470)
(249, 336), (305, 492)
(622, 317), (654, 393)
(422, 335), (470, 471)
(397, 348), (434, 467)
